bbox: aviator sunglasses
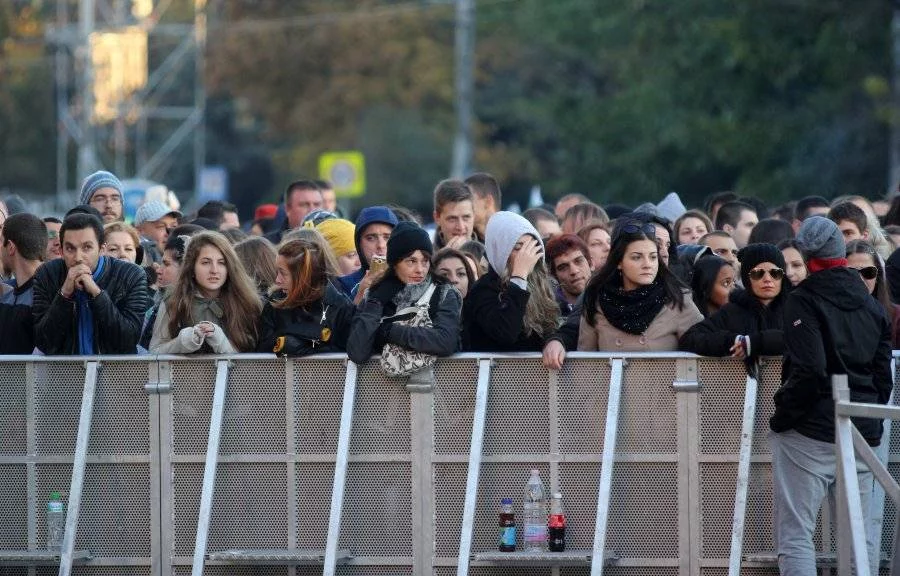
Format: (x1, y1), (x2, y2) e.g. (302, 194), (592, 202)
(855, 265), (879, 280)
(747, 268), (784, 281)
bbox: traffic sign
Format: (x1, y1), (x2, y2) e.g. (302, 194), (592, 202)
(319, 151), (366, 198)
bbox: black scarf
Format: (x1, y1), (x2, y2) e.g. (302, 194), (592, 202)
(597, 277), (668, 335)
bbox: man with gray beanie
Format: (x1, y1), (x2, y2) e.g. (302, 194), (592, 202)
(770, 216), (891, 575)
(79, 170), (124, 224)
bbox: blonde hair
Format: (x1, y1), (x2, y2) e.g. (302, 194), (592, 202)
(167, 231), (261, 351)
(503, 259), (559, 338)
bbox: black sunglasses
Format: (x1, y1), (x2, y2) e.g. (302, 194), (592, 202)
(614, 221), (657, 243)
(856, 266), (878, 280)
(748, 268), (784, 281)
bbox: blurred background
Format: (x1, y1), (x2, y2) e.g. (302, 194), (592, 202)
(0, 0), (897, 219)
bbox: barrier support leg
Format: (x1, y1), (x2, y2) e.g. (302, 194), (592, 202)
(190, 359), (230, 576)
(455, 359), (492, 576)
(590, 358), (625, 576)
(727, 375), (758, 576)
(323, 361), (359, 576)
(58, 360), (99, 576)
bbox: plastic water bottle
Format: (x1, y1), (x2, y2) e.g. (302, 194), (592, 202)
(522, 469), (547, 551)
(46, 492), (65, 552)
(548, 492), (567, 552)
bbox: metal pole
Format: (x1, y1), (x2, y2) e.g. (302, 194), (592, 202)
(450, 0), (475, 178)
(890, 10), (900, 191)
(78, 0), (98, 180)
(194, 0), (207, 194)
(55, 0), (70, 199)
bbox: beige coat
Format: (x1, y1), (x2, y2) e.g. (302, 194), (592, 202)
(577, 299), (703, 352)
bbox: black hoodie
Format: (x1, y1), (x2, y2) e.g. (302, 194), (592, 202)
(770, 266), (892, 446)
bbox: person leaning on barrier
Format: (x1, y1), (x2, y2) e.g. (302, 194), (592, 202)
(463, 211), (559, 352)
(149, 231), (261, 354)
(577, 218), (703, 352)
(346, 221), (461, 365)
(770, 216), (891, 576)
(0, 213), (47, 354)
(257, 239), (354, 356)
(679, 243), (786, 368)
(32, 213), (148, 355)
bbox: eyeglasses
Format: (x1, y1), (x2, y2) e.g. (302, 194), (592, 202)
(748, 268), (784, 281)
(856, 266), (878, 280)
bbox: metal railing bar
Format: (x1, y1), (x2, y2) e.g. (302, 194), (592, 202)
(190, 359), (230, 576)
(58, 360), (99, 576)
(835, 402), (900, 420)
(850, 427), (900, 504)
(323, 360), (359, 576)
(455, 358), (492, 576)
(591, 358), (625, 576)
(727, 374), (758, 576)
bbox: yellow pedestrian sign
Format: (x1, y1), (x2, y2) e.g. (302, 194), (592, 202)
(319, 151), (366, 198)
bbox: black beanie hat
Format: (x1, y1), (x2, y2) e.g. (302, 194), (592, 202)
(387, 221), (433, 266)
(738, 243), (786, 287)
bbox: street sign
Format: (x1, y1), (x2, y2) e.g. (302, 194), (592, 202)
(198, 166), (228, 203)
(318, 151), (366, 198)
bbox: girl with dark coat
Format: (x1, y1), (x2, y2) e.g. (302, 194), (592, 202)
(679, 243), (787, 361)
(463, 212), (559, 352)
(346, 221), (461, 364)
(257, 239), (354, 356)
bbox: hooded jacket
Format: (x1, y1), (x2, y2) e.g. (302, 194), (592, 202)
(336, 206), (398, 298)
(678, 288), (784, 358)
(463, 212), (551, 352)
(257, 283), (354, 355)
(32, 256), (148, 355)
(770, 266), (892, 446)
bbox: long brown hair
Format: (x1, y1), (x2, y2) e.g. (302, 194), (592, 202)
(166, 231), (261, 351)
(234, 236), (277, 294)
(273, 239), (328, 309)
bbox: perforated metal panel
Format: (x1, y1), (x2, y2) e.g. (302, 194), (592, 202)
(294, 463), (336, 548)
(37, 569), (152, 576)
(0, 464), (27, 549)
(220, 359), (287, 454)
(90, 361), (150, 454)
(293, 359), (345, 454)
(558, 359), (610, 453)
(339, 462), (412, 556)
(351, 360), (412, 454)
(557, 463), (604, 551)
(33, 361), (84, 454)
(172, 462), (288, 555)
(484, 359), (550, 455)
(171, 360), (216, 455)
(699, 570), (778, 575)
(609, 462), (679, 558)
(753, 360), (782, 455)
(0, 361), (27, 455)
(619, 360), (677, 453)
(433, 358), (480, 455)
(698, 359), (745, 454)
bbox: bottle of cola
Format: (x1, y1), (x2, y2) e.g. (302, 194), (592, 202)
(548, 492), (566, 552)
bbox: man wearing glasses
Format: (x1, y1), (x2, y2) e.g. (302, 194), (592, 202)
(79, 170), (124, 224)
(770, 216), (890, 575)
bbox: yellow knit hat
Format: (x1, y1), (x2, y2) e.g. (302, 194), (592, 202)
(316, 218), (356, 257)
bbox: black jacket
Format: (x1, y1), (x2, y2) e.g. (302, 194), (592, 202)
(770, 266), (893, 446)
(463, 268), (548, 352)
(257, 284), (354, 356)
(0, 277), (36, 354)
(678, 288), (784, 358)
(346, 280), (461, 364)
(32, 256), (149, 355)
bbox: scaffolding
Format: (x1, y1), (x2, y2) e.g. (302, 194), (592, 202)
(49, 0), (207, 198)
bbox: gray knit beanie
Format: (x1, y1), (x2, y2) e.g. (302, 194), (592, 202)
(795, 216), (844, 260)
(79, 170), (123, 205)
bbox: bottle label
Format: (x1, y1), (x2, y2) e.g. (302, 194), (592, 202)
(523, 523), (546, 544)
(499, 526), (516, 547)
(48, 502), (64, 512)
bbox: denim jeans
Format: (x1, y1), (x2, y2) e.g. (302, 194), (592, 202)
(770, 429), (877, 575)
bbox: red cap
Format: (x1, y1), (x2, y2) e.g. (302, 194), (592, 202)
(254, 203), (278, 221)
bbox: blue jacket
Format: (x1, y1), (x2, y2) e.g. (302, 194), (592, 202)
(336, 206), (398, 299)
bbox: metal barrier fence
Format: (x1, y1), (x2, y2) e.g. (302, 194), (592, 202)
(0, 353), (898, 576)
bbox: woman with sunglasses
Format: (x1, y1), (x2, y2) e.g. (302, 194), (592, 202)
(679, 243), (787, 362)
(846, 240), (898, 347)
(577, 219), (703, 352)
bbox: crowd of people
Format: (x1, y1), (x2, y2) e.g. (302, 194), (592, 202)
(1, 170), (898, 573)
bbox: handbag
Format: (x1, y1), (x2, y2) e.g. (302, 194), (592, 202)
(379, 283), (438, 377)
